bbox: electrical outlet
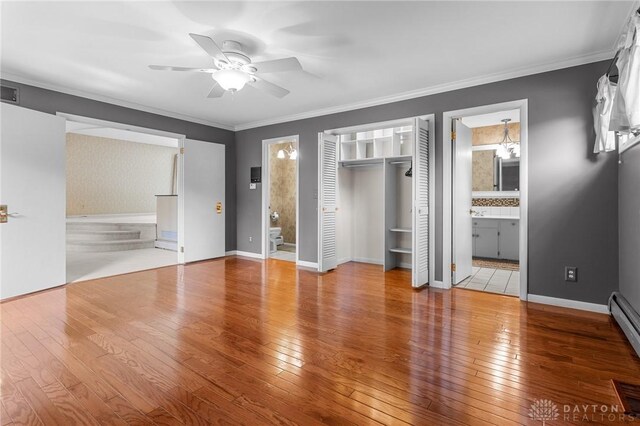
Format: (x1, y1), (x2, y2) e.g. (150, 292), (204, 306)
(565, 266), (578, 282)
(249, 236), (253, 243)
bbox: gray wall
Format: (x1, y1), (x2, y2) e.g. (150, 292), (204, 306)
(619, 145), (640, 313)
(235, 60), (619, 305)
(1, 79), (237, 251)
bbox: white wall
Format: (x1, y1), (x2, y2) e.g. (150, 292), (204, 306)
(66, 133), (178, 216)
(337, 166), (384, 264)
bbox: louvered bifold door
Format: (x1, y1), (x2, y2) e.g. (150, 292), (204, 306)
(318, 133), (339, 272)
(412, 118), (430, 287)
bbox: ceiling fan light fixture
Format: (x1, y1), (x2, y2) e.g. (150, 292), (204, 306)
(212, 69), (250, 92)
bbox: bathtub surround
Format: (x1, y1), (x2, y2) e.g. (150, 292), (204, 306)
(66, 133), (178, 215)
(268, 142), (297, 244)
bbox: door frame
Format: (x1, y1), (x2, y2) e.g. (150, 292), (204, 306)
(442, 99), (528, 300)
(57, 112), (187, 264)
(261, 135), (300, 263)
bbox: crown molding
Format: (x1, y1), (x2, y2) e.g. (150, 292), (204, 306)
(2, 47), (615, 133)
(234, 49), (614, 131)
(0, 72), (235, 131)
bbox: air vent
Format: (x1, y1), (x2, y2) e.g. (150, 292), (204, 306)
(1, 85), (19, 104)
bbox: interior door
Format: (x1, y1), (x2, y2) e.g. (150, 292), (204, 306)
(412, 118), (431, 287)
(318, 132), (338, 272)
(1, 104), (66, 299)
(452, 119), (473, 284)
(182, 139), (225, 263)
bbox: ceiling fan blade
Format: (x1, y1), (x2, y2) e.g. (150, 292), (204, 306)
(189, 33), (230, 63)
(249, 77), (290, 98)
(149, 65), (214, 72)
(252, 57), (302, 74)
(207, 83), (226, 98)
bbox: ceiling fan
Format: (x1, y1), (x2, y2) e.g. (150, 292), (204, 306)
(149, 33), (302, 98)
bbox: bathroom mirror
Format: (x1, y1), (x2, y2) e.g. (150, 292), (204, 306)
(472, 146), (520, 192)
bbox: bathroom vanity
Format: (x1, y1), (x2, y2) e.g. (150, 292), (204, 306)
(472, 217), (519, 260)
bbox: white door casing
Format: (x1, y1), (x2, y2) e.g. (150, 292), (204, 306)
(318, 132), (338, 272)
(452, 119), (473, 284)
(412, 118), (430, 287)
(1, 104), (66, 299)
(182, 139), (225, 263)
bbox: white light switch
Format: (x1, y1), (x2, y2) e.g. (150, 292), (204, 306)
(249, 183), (257, 190)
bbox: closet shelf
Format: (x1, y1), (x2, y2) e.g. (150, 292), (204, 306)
(390, 228), (412, 233)
(339, 158), (384, 167)
(389, 247), (412, 254)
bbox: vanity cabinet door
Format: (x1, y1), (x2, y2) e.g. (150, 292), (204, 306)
(475, 226), (499, 259)
(499, 220), (519, 260)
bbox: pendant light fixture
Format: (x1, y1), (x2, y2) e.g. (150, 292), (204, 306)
(497, 118), (520, 159)
(277, 145), (297, 160)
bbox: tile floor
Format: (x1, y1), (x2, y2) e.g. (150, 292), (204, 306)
(270, 249), (296, 262)
(67, 248), (177, 283)
(455, 267), (519, 296)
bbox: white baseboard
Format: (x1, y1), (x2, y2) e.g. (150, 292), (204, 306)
(352, 257), (383, 265)
(155, 240), (177, 251)
(429, 280), (445, 289)
(226, 250), (265, 260)
(297, 260), (318, 270)
(527, 294), (609, 314)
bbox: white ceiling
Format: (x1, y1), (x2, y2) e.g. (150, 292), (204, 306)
(1, 1), (635, 130)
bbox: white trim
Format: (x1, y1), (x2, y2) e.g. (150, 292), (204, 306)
(352, 257), (383, 265)
(443, 99), (529, 301)
(527, 294), (610, 315)
(430, 280), (445, 289)
(296, 260), (318, 269)
(231, 250), (265, 260)
(261, 135), (300, 263)
(5, 72), (233, 131)
(234, 50), (613, 131)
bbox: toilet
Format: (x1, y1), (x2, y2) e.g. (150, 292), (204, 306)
(269, 227), (284, 253)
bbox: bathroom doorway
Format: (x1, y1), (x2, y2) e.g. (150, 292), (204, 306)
(262, 135), (299, 263)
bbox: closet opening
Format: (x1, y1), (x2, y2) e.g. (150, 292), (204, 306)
(443, 100), (528, 299)
(318, 115), (435, 288)
(262, 135), (299, 263)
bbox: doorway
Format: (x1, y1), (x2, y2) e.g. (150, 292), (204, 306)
(64, 120), (180, 282)
(443, 100), (528, 299)
(262, 136), (299, 263)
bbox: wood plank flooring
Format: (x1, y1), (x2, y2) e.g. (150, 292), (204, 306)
(1, 257), (640, 425)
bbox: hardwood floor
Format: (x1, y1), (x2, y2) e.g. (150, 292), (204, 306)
(1, 256), (640, 425)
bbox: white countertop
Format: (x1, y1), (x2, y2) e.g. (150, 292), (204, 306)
(472, 215), (520, 220)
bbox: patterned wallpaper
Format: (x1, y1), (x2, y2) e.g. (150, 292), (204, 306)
(67, 133), (177, 215)
(472, 198), (520, 207)
(472, 150), (494, 191)
(269, 142), (297, 244)
(472, 122), (521, 192)
(472, 122), (520, 146)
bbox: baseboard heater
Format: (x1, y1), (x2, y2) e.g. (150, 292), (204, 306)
(610, 292), (640, 357)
